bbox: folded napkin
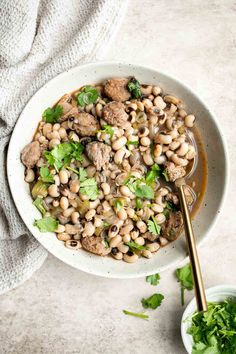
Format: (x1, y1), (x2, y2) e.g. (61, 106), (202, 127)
(0, 0), (128, 294)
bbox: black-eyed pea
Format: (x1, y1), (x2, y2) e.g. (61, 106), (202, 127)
(65, 239), (81, 250)
(85, 209), (96, 220)
(169, 129), (179, 140)
(53, 123), (60, 131)
(95, 103), (103, 117)
(153, 96), (166, 109)
(143, 151), (154, 166)
(83, 222), (95, 237)
(94, 216), (103, 228)
(159, 237), (169, 246)
(164, 95), (180, 105)
(112, 136), (127, 151)
(69, 179), (80, 193)
(114, 149), (126, 165)
(126, 208), (135, 219)
(152, 86), (161, 96)
(156, 133), (172, 145)
(154, 144), (162, 157)
(109, 235), (122, 248)
(57, 232), (71, 241)
(112, 251), (123, 260)
(118, 243), (129, 253)
(49, 138), (60, 149)
(117, 209), (127, 220)
(136, 220), (147, 233)
(48, 184), (60, 198)
(71, 211), (80, 224)
(151, 204), (164, 213)
(25, 169), (35, 183)
(147, 242), (160, 252)
(108, 224), (120, 238)
(38, 136), (47, 144)
(63, 207), (75, 218)
(154, 155), (167, 164)
(166, 150), (174, 159)
(185, 114), (195, 128)
(58, 127), (67, 139)
(142, 249), (153, 259)
(154, 213), (166, 224)
(142, 98), (153, 109)
(120, 185), (132, 197)
(140, 136), (151, 146)
(135, 237), (145, 246)
(170, 141), (181, 151)
(178, 109), (187, 118)
(59, 169), (69, 184)
(122, 234), (131, 243)
(60, 196), (69, 210)
(186, 145), (196, 160)
(158, 187), (169, 196)
(141, 85), (153, 95)
(43, 123), (52, 136)
(53, 200), (60, 207)
(123, 253), (138, 263)
(171, 154), (188, 166)
(120, 223), (134, 235)
(176, 142), (189, 156)
(89, 199), (100, 209)
(55, 224), (66, 233)
(101, 182), (110, 196)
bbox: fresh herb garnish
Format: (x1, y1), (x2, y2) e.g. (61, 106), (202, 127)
(176, 263), (194, 305)
(79, 167), (88, 182)
(141, 294), (164, 309)
(125, 241), (147, 252)
(123, 310), (149, 320)
(162, 169), (169, 182)
(33, 197), (46, 215)
(44, 142), (84, 172)
(126, 140), (139, 147)
(126, 178), (154, 200)
(127, 77), (142, 98)
(77, 85), (99, 107)
(98, 124), (114, 138)
(147, 216), (161, 236)
(42, 105), (63, 123)
(145, 164), (161, 184)
(79, 178), (98, 200)
(188, 300), (236, 354)
(114, 199), (124, 211)
(146, 273), (161, 286)
(34, 216), (58, 232)
(39, 166), (54, 183)
(135, 197), (142, 210)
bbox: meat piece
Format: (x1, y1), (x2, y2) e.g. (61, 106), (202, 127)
(57, 94), (73, 116)
(86, 142), (111, 171)
(104, 78), (130, 102)
(103, 101), (128, 127)
(21, 141), (41, 169)
(164, 161), (186, 182)
(161, 211), (183, 241)
(65, 223), (83, 235)
(60, 108), (100, 136)
(81, 236), (111, 256)
(166, 192), (179, 205)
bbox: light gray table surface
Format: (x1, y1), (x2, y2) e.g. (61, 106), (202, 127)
(1, 1), (236, 353)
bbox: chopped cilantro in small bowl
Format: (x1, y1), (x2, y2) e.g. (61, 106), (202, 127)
(181, 285), (236, 354)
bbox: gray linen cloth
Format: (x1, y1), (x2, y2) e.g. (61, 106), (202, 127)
(0, 0), (128, 294)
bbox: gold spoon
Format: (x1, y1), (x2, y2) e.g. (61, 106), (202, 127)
(176, 159), (207, 312)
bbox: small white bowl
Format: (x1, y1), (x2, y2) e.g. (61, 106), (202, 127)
(7, 62), (229, 278)
(181, 285), (236, 354)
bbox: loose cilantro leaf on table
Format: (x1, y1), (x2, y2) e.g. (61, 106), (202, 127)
(39, 166), (54, 183)
(176, 263), (194, 305)
(147, 216), (161, 236)
(77, 85), (99, 107)
(188, 300), (236, 354)
(125, 241), (147, 253)
(98, 124), (114, 138)
(79, 178), (98, 200)
(123, 310), (149, 320)
(141, 294), (164, 309)
(34, 216), (58, 232)
(145, 164), (161, 184)
(44, 142), (84, 172)
(33, 197), (46, 215)
(146, 273), (160, 286)
(42, 105), (63, 123)
(127, 77), (142, 98)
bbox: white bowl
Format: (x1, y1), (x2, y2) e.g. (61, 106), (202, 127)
(7, 62), (229, 278)
(181, 285), (236, 353)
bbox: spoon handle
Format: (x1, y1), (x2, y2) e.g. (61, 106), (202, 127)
(178, 185), (208, 312)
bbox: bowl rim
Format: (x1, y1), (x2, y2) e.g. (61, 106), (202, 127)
(7, 61), (230, 278)
(181, 284), (236, 353)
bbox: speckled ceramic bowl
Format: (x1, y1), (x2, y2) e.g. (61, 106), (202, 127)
(7, 62), (229, 278)
(181, 285), (236, 353)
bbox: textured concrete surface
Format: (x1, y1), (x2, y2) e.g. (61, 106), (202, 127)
(1, 1), (236, 353)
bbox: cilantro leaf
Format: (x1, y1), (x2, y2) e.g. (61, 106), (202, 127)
(145, 164), (161, 184)
(147, 216), (161, 236)
(126, 178), (154, 199)
(123, 310), (149, 320)
(146, 273), (160, 286)
(39, 166), (54, 183)
(33, 197), (46, 215)
(44, 142), (84, 172)
(135, 197), (142, 210)
(125, 241), (147, 252)
(176, 263), (194, 305)
(127, 77), (142, 98)
(141, 293), (164, 309)
(114, 199), (124, 211)
(162, 169), (169, 182)
(80, 178), (98, 200)
(42, 105), (63, 123)
(98, 124), (114, 138)
(34, 216), (58, 232)
(126, 140), (139, 147)
(79, 167), (88, 182)
(77, 85), (99, 107)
